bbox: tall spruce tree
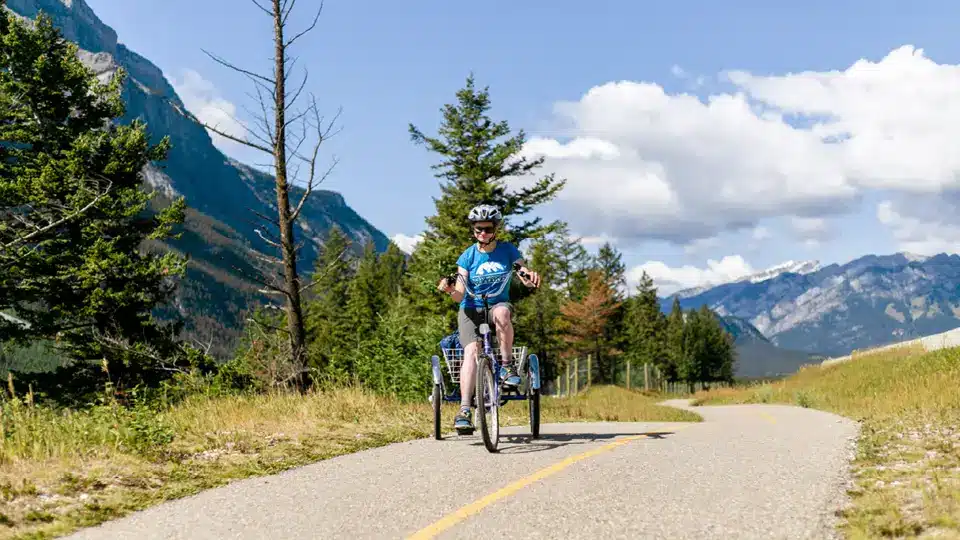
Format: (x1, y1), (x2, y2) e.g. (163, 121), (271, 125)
(0, 9), (189, 394)
(556, 231), (592, 301)
(680, 307), (710, 390)
(303, 226), (354, 379)
(345, 241), (382, 344)
(377, 242), (407, 303)
(594, 242), (627, 382)
(405, 74), (566, 326)
(702, 307), (737, 384)
(623, 271), (668, 378)
(514, 229), (567, 386)
(664, 296), (685, 382)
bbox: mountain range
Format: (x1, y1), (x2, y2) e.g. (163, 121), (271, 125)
(4, 0), (390, 357)
(663, 252), (960, 362)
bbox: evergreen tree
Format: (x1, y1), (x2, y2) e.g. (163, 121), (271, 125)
(345, 241), (382, 345)
(0, 10), (189, 393)
(595, 242), (627, 299)
(664, 296), (685, 381)
(514, 230), (566, 386)
(404, 74), (566, 325)
(701, 307), (737, 384)
(623, 271), (668, 377)
(303, 226), (354, 379)
(594, 242), (627, 382)
(377, 242), (407, 303)
(350, 293), (445, 400)
(679, 307), (708, 391)
(556, 230), (592, 301)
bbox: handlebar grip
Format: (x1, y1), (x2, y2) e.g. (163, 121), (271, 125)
(444, 275), (456, 287)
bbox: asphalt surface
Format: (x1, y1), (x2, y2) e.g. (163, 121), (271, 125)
(65, 400), (859, 540)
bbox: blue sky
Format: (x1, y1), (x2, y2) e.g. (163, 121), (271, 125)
(83, 0), (960, 294)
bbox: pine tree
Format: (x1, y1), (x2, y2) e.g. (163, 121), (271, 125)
(0, 9), (189, 394)
(702, 308), (737, 384)
(679, 307), (708, 391)
(377, 242), (407, 303)
(594, 242), (627, 382)
(345, 241), (382, 344)
(514, 230), (566, 385)
(623, 271), (668, 377)
(664, 297), (685, 382)
(303, 226), (354, 379)
(404, 74), (566, 325)
(556, 230), (592, 301)
(595, 243), (627, 299)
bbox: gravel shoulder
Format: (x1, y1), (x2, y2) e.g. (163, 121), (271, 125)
(64, 400), (859, 540)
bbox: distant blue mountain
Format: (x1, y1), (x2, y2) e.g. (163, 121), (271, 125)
(662, 252), (960, 357)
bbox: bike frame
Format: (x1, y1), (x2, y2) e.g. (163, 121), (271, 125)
(446, 263), (533, 407)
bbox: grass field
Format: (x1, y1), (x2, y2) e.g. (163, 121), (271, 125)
(692, 345), (960, 539)
(0, 384), (699, 539)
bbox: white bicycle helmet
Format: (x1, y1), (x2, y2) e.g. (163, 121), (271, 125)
(467, 204), (502, 224)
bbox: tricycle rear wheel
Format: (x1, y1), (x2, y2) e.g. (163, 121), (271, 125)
(432, 384), (442, 440)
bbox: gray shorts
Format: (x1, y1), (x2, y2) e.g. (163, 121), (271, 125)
(458, 302), (513, 348)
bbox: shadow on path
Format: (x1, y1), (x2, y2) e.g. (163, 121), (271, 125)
(464, 431), (680, 454)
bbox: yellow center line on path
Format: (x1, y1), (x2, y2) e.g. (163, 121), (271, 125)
(407, 424), (697, 540)
(758, 411), (777, 424)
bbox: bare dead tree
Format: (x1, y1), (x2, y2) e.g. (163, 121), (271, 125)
(168, 0), (342, 390)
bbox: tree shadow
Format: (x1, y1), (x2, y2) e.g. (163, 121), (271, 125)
(464, 431), (679, 454)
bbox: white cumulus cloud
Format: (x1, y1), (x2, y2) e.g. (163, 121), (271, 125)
(876, 194), (960, 256)
(629, 255), (756, 296)
(170, 69), (248, 156)
(519, 45), (960, 251)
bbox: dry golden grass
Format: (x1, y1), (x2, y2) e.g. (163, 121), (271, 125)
(693, 345), (960, 539)
(0, 384), (697, 539)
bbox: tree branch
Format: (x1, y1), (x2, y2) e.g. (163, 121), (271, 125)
(290, 100), (342, 222)
(167, 99), (274, 154)
(298, 240), (352, 294)
(284, 0), (324, 48)
(1, 179), (113, 253)
(254, 228), (281, 248)
(201, 49), (276, 87)
(249, 0), (273, 16)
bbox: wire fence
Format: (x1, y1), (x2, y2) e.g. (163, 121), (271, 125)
(544, 355), (733, 397)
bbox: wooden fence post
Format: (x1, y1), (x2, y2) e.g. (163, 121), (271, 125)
(644, 362), (650, 391)
(586, 354), (592, 387)
(626, 361), (631, 389)
(574, 357), (579, 395)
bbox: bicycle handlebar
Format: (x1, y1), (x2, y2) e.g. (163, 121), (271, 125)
(443, 263), (534, 300)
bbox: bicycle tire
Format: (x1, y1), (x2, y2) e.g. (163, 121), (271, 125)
(432, 384), (442, 440)
(528, 388), (540, 439)
(475, 354), (500, 453)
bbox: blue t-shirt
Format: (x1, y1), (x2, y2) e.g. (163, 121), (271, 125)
(456, 241), (523, 309)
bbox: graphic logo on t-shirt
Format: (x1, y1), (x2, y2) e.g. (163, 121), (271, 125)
(475, 261), (506, 276)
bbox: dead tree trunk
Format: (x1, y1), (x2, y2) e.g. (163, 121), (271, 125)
(169, 0), (340, 391)
(270, 0), (307, 384)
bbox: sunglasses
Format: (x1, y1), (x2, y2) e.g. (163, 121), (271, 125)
(474, 226), (496, 234)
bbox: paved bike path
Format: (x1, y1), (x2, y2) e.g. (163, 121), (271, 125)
(65, 400), (859, 540)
